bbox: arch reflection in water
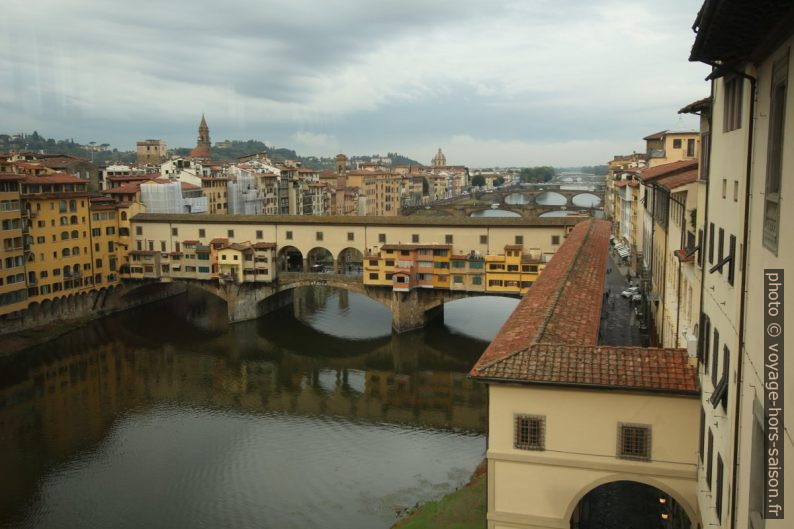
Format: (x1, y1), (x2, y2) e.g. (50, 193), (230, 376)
(571, 193), (601, 208)
(504, 193), (530, 205)
(0, 287), (517, 529)
(535, 191), (567, 205)
(469, 209), (521, 217)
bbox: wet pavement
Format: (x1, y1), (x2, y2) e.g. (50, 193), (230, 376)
(598, 251), (645, 346)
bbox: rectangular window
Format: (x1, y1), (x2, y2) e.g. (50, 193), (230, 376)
(707, 429), (714, 488)
(728, 234), (736, 286)
(92, 228), (100, 237)
(733, 181), (739, 202)
(369, 273), (378, 280)
(673, 138), (682, 149)
(199, 228), (206, 238)
(198, 266), (210, 273)
(718, 228), (724, 274)
(412, 234), (419, 243)
(445, 234), (453, 244)
(514, 415), (545, 451)
(256, 230), (263, 240)
(172, 227), (178, 236)
(515, 235), (523, 245)
(316, 231), (323, 241)
(480, 235), (487, 245)
(347, 232), (354, 241)
(687, 138), (696, 157)
(453, 275), (463, 284)
(697, 228), (704, 267)
(286, 230), (293, 240)
(472, 276), (482, 285)
(135, 226), (142, 235)
(709, 223), (715, 264)
(617, 423), (651, 461)
(379, 233), (386, 243)
(227, 229), (234, 238)
(764, 51), (788, 253)
(716, 454), (724, 522)
(712, 328), (720, 387)
(699, 407), (705, 462)
(722, 179), (727, 199)
(551, 235), (560, 245)
(723, 76), (744, 132)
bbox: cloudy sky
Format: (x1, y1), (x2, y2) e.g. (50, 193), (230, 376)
(1, 0), (710, 167)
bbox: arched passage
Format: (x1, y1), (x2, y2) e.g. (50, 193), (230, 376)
(567, 478), (695, 529)
(337, 247), (363, 276)
(306, 247), (333, 273)
(277, 246), (304, 272)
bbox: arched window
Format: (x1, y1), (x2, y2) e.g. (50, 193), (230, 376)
(60, 231), (69, 240)
(63, 265), (71, 276)
(70, 215), (78, 225)
(121, 211), (127, 221)
(72, 247), (80, 255)
(71, 230), (79, 239)
(69, 199), (77, 212)
(74, 264), (81, 273)
(60, 216), (68, 225)
(62, 248), (71, 257)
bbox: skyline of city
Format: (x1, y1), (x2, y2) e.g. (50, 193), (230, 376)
(2, 0), (708, 166)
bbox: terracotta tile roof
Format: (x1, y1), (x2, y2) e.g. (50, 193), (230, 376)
(504, 244), (523, 250)
(0, 173), (25, 181)
(675, 248), (696, 263)
(678, 97), (711, 114)
(637, 159), (698, 182)
(614, 180), (639, 188)
(252, 242), (276, 249)
(643, 130), (667, 141)
(21, 172), (87, 184)
(209, 237), (228, 245)
(381, 243), (451, 250)
(470, 220), (610, 377)
(655, 169), (698, 190)
(182, 240), (200, 245)
(106, 183), (141, 194)
(473, 344), (698, 395)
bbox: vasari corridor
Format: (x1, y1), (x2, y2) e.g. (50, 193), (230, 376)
(1, 1), (792, 529)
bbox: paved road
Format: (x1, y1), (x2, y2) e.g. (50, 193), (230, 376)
(599, 251), (646, 346)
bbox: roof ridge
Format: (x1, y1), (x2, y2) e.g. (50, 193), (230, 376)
(532, 221), (596, 344)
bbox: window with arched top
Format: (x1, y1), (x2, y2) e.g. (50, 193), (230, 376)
(72, 247), (80, 255)
(60, 231), (69, 240)
(69, 199), (77, 211)
(63, 265), (71, 276)
(62, 248), (71, 257)
(121, 211), (127, 221)
(70, 215), (78, 224)
(60, 216), (68, 225)
(71, 230), (79, 239)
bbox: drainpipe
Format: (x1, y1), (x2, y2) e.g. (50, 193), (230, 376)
(730, 70), (756, 529)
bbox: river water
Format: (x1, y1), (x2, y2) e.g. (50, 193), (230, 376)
(0, 288), (519, 529)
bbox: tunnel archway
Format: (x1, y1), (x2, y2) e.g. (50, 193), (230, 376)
(337, 247), (364, 276)
(277, 246), (304, 272)
(568, 479), (693, 529)
(306, 247), (334, 273)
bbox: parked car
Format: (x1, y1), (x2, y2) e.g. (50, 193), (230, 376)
(621, 286), (640, 298)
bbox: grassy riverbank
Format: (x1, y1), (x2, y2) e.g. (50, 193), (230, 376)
(392, 460), (487, 529)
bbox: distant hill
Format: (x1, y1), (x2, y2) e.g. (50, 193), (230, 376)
(0, 131), (136, 164)
(2, 132), (421, 169)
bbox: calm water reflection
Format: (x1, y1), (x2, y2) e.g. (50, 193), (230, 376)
(469, 209), (521, 217)
(0, 287), (517, 529)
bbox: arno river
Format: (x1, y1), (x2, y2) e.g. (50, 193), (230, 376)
(0, 288), (519, 529)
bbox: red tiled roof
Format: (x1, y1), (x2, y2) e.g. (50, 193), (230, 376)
(381, 243), (451, 250)
(21, 172), (86, 184)
(675, 248), (696, 263)
(470, 220), (610, 377)
(473, 344), (698, 395)
(643, 130), (667, 141)
(0, 173), (25, 181)
(614, 180), (639, 188)
(209, 237), (228, 244)
(655, 169), (698, 190)
(182, 240), (200, 245)
(637, 159), (698, 182)
(678, 97), (711, 115)
(106, 182), (141, 194)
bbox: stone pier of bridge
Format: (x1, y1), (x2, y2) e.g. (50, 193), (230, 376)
(182, 274), (491, 333)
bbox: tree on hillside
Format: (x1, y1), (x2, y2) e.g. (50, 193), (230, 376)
(471, 174), (486, 187)
(519, 166), (555, 183)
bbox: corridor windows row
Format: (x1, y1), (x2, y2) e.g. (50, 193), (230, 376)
(513, 416), (652, 461)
